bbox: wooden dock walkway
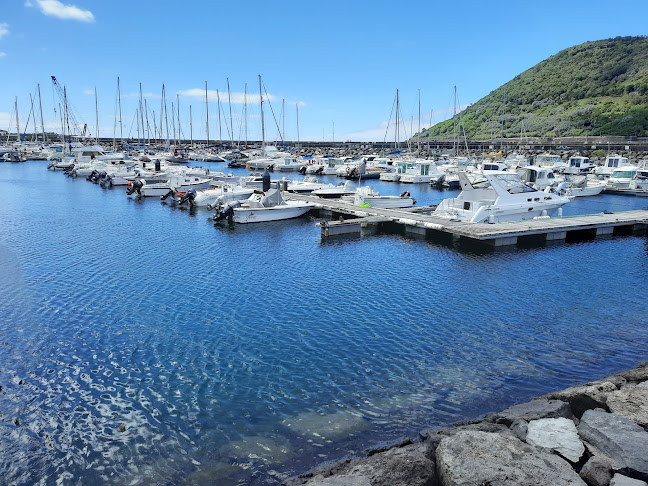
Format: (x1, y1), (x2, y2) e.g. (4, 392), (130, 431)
(289, 195), (648, 246)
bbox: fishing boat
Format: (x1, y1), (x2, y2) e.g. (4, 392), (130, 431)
(433, 171), (570, 223)
(213, 189), (314, 223)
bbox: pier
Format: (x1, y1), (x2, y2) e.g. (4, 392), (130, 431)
(293, 195), (648, 247)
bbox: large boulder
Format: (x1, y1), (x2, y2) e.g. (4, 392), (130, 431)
(489, 399), (572, 426)
(606, 382), (648, 428)
(609, 474), (648, 486)
(579, 455), (613, 486)
(299, 443), (436, 486)
(526, 417), (585, 463)
(577, 409), (648, 480)
(617, 362), (648, 383)
(544, 381), (620, 418)
(435, 430), (586, 486)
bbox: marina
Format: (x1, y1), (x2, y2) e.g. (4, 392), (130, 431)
(1, 157), (648, 484)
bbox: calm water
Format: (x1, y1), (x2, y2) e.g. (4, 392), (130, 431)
(1, 161), (648, 485)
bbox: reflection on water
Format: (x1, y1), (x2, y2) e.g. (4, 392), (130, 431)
(0, 162), (647, 484)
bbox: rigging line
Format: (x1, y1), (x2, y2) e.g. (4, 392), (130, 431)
(382, 92), (397, 145)
(261, 81), (284, 146)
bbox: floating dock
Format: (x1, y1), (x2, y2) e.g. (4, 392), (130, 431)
(290, 195), (648, 247)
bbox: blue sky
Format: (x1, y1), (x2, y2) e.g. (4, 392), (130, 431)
(1, 0), (647, 143)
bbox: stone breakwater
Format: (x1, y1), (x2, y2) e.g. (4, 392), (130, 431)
(284, 361), (648, 486)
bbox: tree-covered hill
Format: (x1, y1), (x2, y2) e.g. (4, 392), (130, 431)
(418, 36), (648, 140)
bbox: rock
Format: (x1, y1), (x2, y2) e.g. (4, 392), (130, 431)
(301, 443), (435, 486)
(491, 399), (572, 426)
(607, 382), (648, 428)
(305, 477), (371, 486)
(617, 362), (648, 383)
(545, 381), (620, 418)
(526, 417), (584, 462)
(577, 409), (648, 480)
(609, 474), (648, 486)
(579, 456), (613, 486)
(435, 430), (586, 486)
(510, 419), (528, 441)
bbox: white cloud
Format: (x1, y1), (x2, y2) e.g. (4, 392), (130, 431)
(0, 52), (6, 59)
(31, 0), (95, 23)
(0, 23), (9, 40)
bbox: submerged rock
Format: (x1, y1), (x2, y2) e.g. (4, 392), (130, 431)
(577, 409), (648, 480)
(283, 410), (367, 441)
(526, 417), (584, 462)
(435, 430), (585, 486)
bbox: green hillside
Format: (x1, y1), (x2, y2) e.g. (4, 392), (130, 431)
(419, 36), (648, 140)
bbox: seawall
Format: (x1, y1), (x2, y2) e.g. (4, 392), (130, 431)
(284, 361), (648, 486)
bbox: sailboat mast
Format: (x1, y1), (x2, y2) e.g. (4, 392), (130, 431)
(14, 97), (20, 143)
(139, 82), (145, 146)
(216, 89), (222, 144)
(117, 77), (123, 146)
(227, 77), (234, 147)
(244, 83), (248, 147)
(176, 94), (181, 145)
(205, 81), (209, 147)
(95, 87), (99, 143)
(189, 105), (193, 146)
(453, 85), (457, 155)
(395, 89), (399, 149)
(258, 75), (265, 152)
(282, 98), (285, 145)
(296, 103), (300, 147)
(38, 84), (46, 143)
(418, 88), (421, 153)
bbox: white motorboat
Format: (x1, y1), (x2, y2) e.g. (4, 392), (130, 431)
(127, 176), (212, 197)
(174, 185), (256, 208)
(286, 177), (335, 193)
(340, 186), (415, 208)
(213, 189), (315, 223)
(561, 156), (595, 175)
(562, 176), (607, 197)
(594, 155), (630, 179)
(400, 160), (444, 184)
(433, 171), (570, 223)
(606, 164), (648, 190)
(312, 180), (356, 199)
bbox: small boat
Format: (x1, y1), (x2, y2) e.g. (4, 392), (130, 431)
(285, 177), (334, 193)
(127, 176), (211, 197)
(312, 180), (356, 199)
(340, 186), (415, 208)
(213, 189), (314, 224)
(174, 185), (256, 208)
(433, 171), (570, 223)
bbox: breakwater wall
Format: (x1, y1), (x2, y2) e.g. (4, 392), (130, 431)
(284, 361), (648, 486)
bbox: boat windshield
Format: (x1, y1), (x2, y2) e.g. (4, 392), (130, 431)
(492, 174), (536, 193)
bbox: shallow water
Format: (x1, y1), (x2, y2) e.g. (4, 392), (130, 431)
(1, 161), (647, 485)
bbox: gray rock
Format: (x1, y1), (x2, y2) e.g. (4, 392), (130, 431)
(435, 430), (586, 486)
(526, 417), (584, 462)
(306, 477), (371, 486)
(617, 362), (648, 383)
(510, 419), (528, 441)
(491, 398), (572, 426)
(301, 443), (435, 486)
(579, 455), (613, 486)
(607, 382), (648, 428)
(545, 381), (620, 418)
(578, 409), (648, 480)
(609, 474), (648, 486)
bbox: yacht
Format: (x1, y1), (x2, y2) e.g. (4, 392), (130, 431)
(433, 171), (570, 223)
(594, 155), (629, 179)
(213, 189), (315, 223)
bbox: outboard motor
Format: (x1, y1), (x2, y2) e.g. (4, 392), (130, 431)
(100, 175), (113, 188)
(299, 165), (307, 175)
(64, 164), (75, 176)
(400, 191), (411, 198)
(262, 169), (271, 192)
(126, 179), (143, 196)
(86, 170), (98, 182)
(160, 188), (177, 201)
(213, 200), (241, 223)
(178, 189), (196, 205)
(315, 166), (324, 175)
(94, 171), (107, 184)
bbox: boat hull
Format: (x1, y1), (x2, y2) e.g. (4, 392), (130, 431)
(233, 201), (314, 223)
